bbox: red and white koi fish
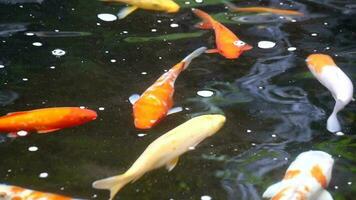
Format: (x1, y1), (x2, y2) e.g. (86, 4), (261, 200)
(191, 8), (252, 59)
(0, 107), (97, 137)
(129, 47), (207, 129)
(306, 54), (354, 133)
(263, 151), (334, 200)
(0, 184), (84, 200)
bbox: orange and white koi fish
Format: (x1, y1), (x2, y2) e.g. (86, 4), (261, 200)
(129, 47), (207, 129)
(93, 114), (226, 200)
(306, 54), (354, 133)
(191, 8), (252, 59)
(0, 184), (84, 200)
(100, 0), (180, 19)
(0, 107), (97, 136)
(263, 151), (334, 200)
(224, 1), (304, 16)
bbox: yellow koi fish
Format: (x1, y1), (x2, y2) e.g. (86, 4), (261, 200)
(92, 114), (226, 200)
(100, 0), (180, 19)
(263, 151), (334, 200)
(306, 54), (354, 132)
(225, 1), (304, 16)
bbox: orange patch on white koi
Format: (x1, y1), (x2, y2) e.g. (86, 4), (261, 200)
(306, 54), (337, 74)
(272, 187), (290, 200)
(283, 169), (301, 179)
(311, 165), (327, 188)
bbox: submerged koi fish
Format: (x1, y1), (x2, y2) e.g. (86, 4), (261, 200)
(93, 114), (226, 200)
(100, 0), (180, 19)
(224, 1), (304, 16)
(306, 54), (354, 133)
(129, 47), (207, 129)
(191, 8), (252, 59)
(263, 151), (334, 200)
(0, 107), (97, 136)
(0, 184), (84, 200)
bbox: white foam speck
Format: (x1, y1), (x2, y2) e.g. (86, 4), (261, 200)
(123, 31), (128, 34)
(311, 33), (318, 37)
(197, 90), (214, 97)
(137, 133), (146, 137)
(98, 107), (105, 111)
(151, 29), (157, 32)
(157, 20), (162, 23)
(22, 78), (28, 81)
(32, 42), (42, 47)
(97, 13), (117, 22)
(141, 72), (147, 75)
(258, 41), (276, 49)
(39, 172), (49, 178)
(110, 59), (117, 63)
(52, 49), (66, 57)
(170, 23), (179, 28)
(25, 32), (34, 36)
(0, 65), (4, 68)
(196, 0), (203, 3)
(272, 134), (277, 138)
(188, 146), (196, 150)
(201, 195), (212, 200)
(185, 1), (190, 5)
(334, 186), (338, 189)
(288, 47), (297, 51)
(335, 132), (344, 136)
(17, 130), (28, 136)
(247, 129), (252, 133)
(28, 146), (39, 152)
(80, 106), (85, 109)
(348, 182), (352, 185)
(50, 66), (55, 69)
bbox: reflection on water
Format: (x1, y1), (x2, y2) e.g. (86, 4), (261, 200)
(0, 24), (27, 37)
(0, 90), (19, 106)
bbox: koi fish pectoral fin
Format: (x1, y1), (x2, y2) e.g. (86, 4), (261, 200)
(205, 49), (220, 54)
(262, 181), (286, 198)
(129, 94), (140, 105)
(166, 157), (179, 172)
(315, 189), (333, 200)
(37, 128), (61, 134)
(167, 107), (183, 115)
(117, 6), (138, 19)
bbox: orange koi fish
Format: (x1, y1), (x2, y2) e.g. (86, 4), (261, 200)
(263, 151), (334, 200)
(191, 8), (252, 59)
(129, 47), (207, 129)
(224, 1), (304, 16)
(306, 54), (354, 133)
(0, 184), (84, 200)
(0, 107), (97, 136)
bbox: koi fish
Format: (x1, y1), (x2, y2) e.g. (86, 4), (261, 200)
(191, 8), (252, 59)
(224, 1), (304, 16)
(93, 114), (226, 200)
(129, 47), (207, 129)
(263, 150), (334, 200)
(100, 0), (180, 19)
(0, 107), (97, 136)
(0, 184), (84, 200)
(306, 54), (354, 133)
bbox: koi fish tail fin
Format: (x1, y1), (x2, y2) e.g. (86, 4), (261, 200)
(191, 8), (214, 29)
(92, 173), (134, 200)
(262, 181), (286, 198)
(315, 189), (334, 200)
(327, 100), (345, 133)
(181, 47), (207, 70)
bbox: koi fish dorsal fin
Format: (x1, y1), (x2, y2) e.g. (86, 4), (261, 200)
(166, 157), (179, 171)
(117, 6), (138, 19)
(192, 8), (214, 29)
(6, 111), (28, 116)
(315, 189), (334, 200)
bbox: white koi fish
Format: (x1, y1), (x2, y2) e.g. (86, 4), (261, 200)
(306, 54), (354, 133)
(263, 150), (334, 200)
(92, 114), (226, 200)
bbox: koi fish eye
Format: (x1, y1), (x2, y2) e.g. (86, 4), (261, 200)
(233, 40), (246, 47)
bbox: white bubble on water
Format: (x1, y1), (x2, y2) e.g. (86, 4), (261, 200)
(0, 65), (4, 68)
(97, 13), (117, 22)
(17, 130), (28, 136)
(39, 172), (49, 178)
(151, 29), (157, 32)
(201, 195), (212, 200)
(197, 90), (214, 97)
(196, 0), (203, 3)
(28, 146), (39, 152)
(98, 107), (105, 111)
(52, 49), (66, 57)
(137, 133), (146, 137)
(288, 47), (297, 51)
(311, 33), (318, 37)
(22, 78), (28, 81)
(258, 41), (276, 49)
(335, 132), (344, 136)
(170, 23), (179, 28)
(32, 42), (42, 47)
(141, 72), (147, 75)
(25, 32), (34, 36)
(110, 59), (117, 63)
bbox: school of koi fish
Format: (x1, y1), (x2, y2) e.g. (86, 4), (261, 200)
(0, 0), (354, 200)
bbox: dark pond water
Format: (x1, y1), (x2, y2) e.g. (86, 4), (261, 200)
(0, 0), (355, 199)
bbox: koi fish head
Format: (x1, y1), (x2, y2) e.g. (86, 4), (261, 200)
(221, 40), (253, 59)
(306, 54), (337, 74)
(152, 0), (180, 13)
(70, 108), (98, 124)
